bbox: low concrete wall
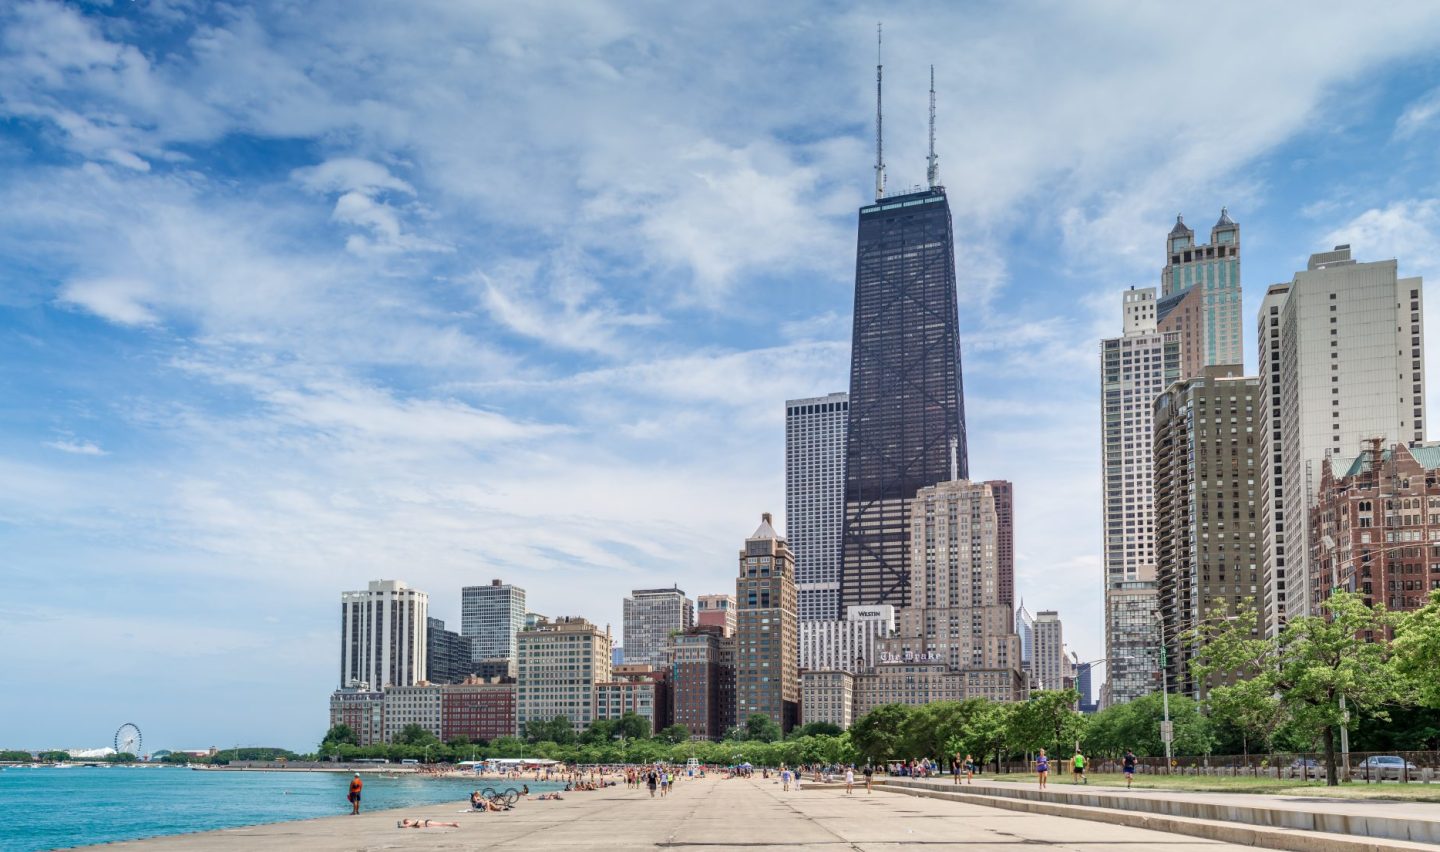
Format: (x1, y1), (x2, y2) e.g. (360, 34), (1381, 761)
(881, 779), (1440, 848)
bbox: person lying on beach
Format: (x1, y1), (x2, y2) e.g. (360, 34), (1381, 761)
(471, 798), (507, 812)
(397, 819), (460, 829)
(536, 792), (563, 800)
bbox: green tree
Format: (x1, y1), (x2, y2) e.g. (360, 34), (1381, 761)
(525, 716), (576, 745)
(1393, 590), (1440, 710)
(849, 704), (912, 764)
(658, 724), (691, 744)
(948, 701), (1010, 771)
(1007, 689), (1085, 757)
(615, 712), (652, 742)
(0, 750), (34, 762)
(393, 724), (440, 747)
(790, 721), (843, 739)
(38, 750), (71, 762)
(580, 719), (617, 744)
(903, 700), (987, 763)
(1190, 593), (1405, 785)
(320, 723), (359, 752)
(743, 713), (782, 743)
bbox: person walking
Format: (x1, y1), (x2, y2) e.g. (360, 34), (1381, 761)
(1122, 750), (1137, 788)
(844, 765), (855, 794)
(951, 752), (963, 785)
(862, 762), (874, 794)
(1035, 749), (1050, 790)
(347, 773), (363, 815)
(780, 765), (791, 792)
(1072, 750), (1087, 784)
(964, 754), (976, 785)
(647, 769), (658, 797)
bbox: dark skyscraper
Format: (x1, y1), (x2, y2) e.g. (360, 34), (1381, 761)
(840, 186), (968, 612)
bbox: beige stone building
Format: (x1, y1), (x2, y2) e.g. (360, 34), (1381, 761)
(800, 669), (854, 730)
(516, 616), (612, 737)
(734, 513), (800, 733)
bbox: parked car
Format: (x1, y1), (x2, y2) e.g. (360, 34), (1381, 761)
(1356, 755), (1420, 781)
(1286, 758), (1323, 779)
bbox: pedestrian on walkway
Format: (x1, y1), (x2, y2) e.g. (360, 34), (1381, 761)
(844, 765), (855, 794)
(863, 762), (874, 794)
(1122, 750), (1137, 788)
(1035, 749), (1049, 790)
(1072, 749), (1087, 784)
(964, 753), (975, 785)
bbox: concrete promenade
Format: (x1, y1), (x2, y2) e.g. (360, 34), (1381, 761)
(880, 776), (1440, 849)
(98, 773), (1277, 851)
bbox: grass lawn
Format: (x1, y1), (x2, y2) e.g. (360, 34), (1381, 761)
(974, 772), (1440, 802)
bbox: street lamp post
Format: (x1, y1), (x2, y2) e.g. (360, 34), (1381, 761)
(1159, 647), (1173, 773)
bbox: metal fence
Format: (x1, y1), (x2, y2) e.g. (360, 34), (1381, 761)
(1079, 750), (1440, 782)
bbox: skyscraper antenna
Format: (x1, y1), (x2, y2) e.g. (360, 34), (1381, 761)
(927, 65), (940, 189)
(874, 22), (885, 201)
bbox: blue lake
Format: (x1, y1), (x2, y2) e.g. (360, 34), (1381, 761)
(0, 765), (558, 850)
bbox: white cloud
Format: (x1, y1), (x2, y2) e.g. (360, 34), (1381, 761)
(43, 439), (107, 456)
(57, 276), (159, 326)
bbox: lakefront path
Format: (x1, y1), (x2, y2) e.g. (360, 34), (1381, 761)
(92, 773), (1263, 850)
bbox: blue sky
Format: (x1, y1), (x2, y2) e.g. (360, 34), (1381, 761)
(6, 1), (1440, 752)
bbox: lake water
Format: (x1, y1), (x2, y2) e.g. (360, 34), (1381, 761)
(0, 765), (562, 850)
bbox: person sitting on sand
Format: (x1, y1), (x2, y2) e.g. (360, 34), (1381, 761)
(397, 818), (460, 828)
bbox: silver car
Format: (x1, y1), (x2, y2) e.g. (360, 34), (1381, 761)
(1356, 755), (1420, 781)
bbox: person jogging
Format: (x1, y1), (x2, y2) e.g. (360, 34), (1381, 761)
(1072, 750), (1087, 784)
(1122, 750), (1137, 788)
(1035, 749), (1050, 789)
(348, 773), (363, 815)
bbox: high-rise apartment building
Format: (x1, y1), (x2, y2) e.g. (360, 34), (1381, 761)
(799, 604), (895, 672)
(1100, 288), (1180, 705)
(340, 579), (428, 689)
(695, 594), (736, 636)
(1154, 366), (1261, 698)
(1032, 610), (1065, 691)
(670, 625), (735, 740)
(461, 580), (526, 664)
(1257, 283), (1291, 636)
(842, 186), (968, 611)
(1312, 441), (1440, 615)
(425, 617), (474, 685)
(988, 480), (1015, 608)
(1271, 246), (1425, 622)
(516, 616), (612, 736)
(786, 392), (849, 620)
(622, 586), (693, 669)
(1015, 602), (1034, 669)
(1159, 210), (1243, 378)
(734, 513), (800, 733)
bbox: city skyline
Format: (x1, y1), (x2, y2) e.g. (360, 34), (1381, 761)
(9, 2), (1440, 749)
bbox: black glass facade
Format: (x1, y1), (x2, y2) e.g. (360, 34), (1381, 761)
(841, 187), (968, 613)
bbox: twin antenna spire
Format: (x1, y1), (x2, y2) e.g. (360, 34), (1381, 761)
(873, 22), (941, 201)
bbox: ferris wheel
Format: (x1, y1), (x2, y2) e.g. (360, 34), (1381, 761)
(115, 723), (142, 757)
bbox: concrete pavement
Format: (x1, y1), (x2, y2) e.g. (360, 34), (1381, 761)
(94, 773), (1291, 850)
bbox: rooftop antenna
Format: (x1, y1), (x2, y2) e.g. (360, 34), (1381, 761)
(874, 22), (885, 201)
(927, 65), (940, 189)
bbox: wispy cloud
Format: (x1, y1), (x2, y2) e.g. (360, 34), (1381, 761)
(43, 438), (107, 456)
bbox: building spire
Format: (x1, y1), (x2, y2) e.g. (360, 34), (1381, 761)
(874, 22), (885, 201)
(927, 65), (940, 189)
